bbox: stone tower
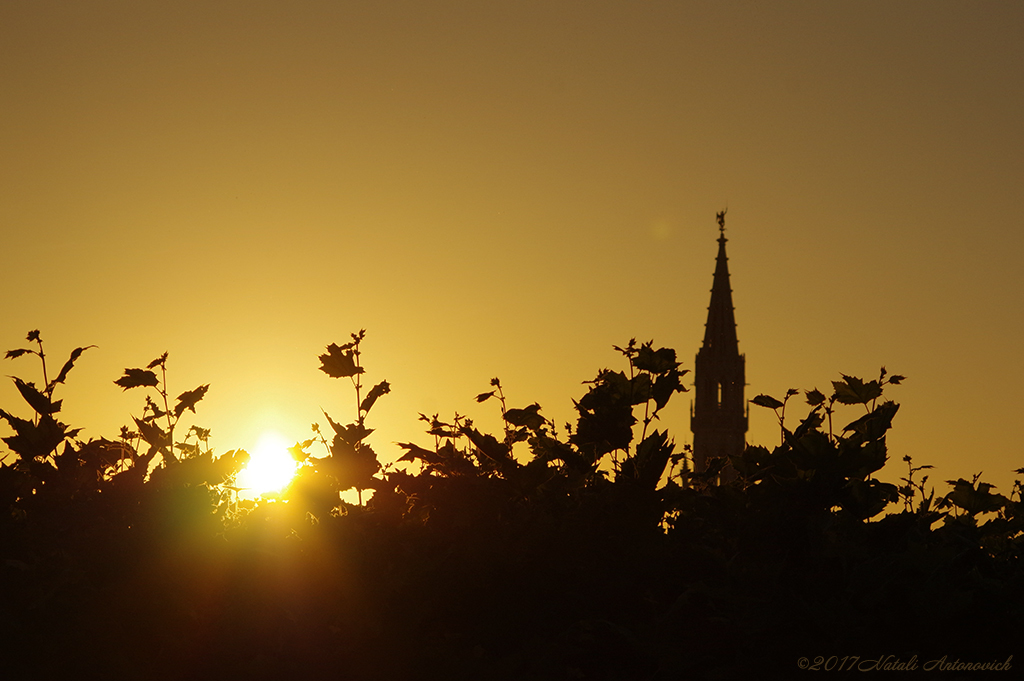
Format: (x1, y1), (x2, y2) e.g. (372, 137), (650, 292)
(691, 211), (747, 476)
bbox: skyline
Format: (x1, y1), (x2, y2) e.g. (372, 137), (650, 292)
(2, 1), (1022, 495)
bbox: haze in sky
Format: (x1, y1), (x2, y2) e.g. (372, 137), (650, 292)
(2, 1), (1022, 494)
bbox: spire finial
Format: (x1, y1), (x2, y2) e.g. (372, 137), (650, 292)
(716, 209), (727, 234)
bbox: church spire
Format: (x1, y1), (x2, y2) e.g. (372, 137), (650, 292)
(691, 210), (747, 478)
(701, 210), (739, 354)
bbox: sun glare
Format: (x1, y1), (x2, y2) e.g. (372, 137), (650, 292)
(236, 432), (299, 498)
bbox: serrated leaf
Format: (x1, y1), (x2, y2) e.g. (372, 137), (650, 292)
(12, 378), (60, 415)
(462, 426), (515, 472)
(318, 343), (364, 378)
(4, 348), (33, 360)
(322, 411), (374, 446)
(133, 416), (170, 449)
(397, 442), (441, 465)
(0, 409), (66, 459)
(832, 375), (883, 405)
(360, 380), (391, 414)
(174, 384), (209, 418)
(633, 343), (679, 374)
(805, 388), (826, 406)
(288, 440), (313, 462)
(652, 369), (686, 411)
(114, 368), (159, 390)
(504, 403), (545, 431)
(146, 352), (168, 369)
(751, 394), (784, 410)
(51, 345), (97, 387)
(943, 478), (1009, 516)
(628, 373), (654, 405)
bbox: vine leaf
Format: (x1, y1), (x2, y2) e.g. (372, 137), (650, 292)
(319, 343), (364, 378)
(51, 345), (97, 387)
(805, 388), (826, 406)
(360, 380), (391, 414)
(751, 394), (784, 410)
(174, 384), (210, 418)
(147, 353), (168, 369)
(832, 375), (882, 405)
(504, 403), (545, 431)
(133, 416), (170, 450)
(13, 378), (61, 415)
(115, 368), (160, 390)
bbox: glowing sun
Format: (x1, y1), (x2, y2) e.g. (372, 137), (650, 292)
(236, 432), (299, 498)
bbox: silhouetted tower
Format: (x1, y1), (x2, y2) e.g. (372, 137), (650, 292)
(691, 211), (747, 477)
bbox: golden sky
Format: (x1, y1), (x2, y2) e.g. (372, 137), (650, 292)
(2, 2), (1022, 493)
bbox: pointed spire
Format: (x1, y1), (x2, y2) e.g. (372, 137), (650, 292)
(691, 210), (746, 480)
(701, 210), (738, 354)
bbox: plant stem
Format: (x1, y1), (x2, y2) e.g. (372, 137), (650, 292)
(36, 337), (49, 397)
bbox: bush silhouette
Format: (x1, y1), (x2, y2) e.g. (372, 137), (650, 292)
(0, 330), (1020, 680)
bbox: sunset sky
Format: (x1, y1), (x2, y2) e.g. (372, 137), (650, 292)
(2, 2), (1022, 495)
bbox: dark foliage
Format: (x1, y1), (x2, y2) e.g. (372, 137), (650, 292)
(0, 331), (1020, 680)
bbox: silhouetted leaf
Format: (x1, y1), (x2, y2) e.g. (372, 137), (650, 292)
(832, 374), (882, 405)
(475, 390), (496, 403)
(360, 380), (391, 414)
(653, 369), (687, 411)
(943, 478), (1009, 516)
(175, 441), (200, 459)
(751, 394), (784, 410)
(288, 439), (315, 462)
(115, 368), (159, 390)
(318, 343), (363, 378)
(462, 426), (516, 475)
(840, 478), (899, 520)
(322, 411), (374, 445)
(146, 352), (168, 369)
(889, 375), (906, 385)
(397, 442), (440, 465)
(629, 373), (653, 405)
(12, 378), (60, 415)
(337, 329), (365, 352)
(805, 388), (826, 406)
(793, 409), (824, 437)
(634, 343), (679, 374)
(144, 395), (166, 419)
(0, 409), (66, 459)
(4, 348), (33, 359)
(174, 384), (209, 418)
(504, 403), (545, 431)
(26, 330), (40, 343)
(50, 345), (97, 387)
(133, 416), (170, 450)
(624, 429), (674, 488)
(842, 401), (899, 440)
